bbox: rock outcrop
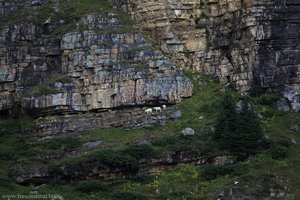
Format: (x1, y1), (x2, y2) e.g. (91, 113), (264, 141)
(13, 149), (207, 185)
(22, 14), (192, 115)
(118, 0), (300, 111)
(0, 3), (192, 123)
(34, 106), (181, 137)
(1, 0), (299, 130)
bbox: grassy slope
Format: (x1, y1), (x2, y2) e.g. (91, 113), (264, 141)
(0, 0), (133, 35)
(1, 0), (300, 199)
(0, 71), (299, 199)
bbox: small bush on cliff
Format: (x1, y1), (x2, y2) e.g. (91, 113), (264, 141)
(122, 144), (157, 159)
(75, 180), (108, 193)
(0, 173), (13, 190)
(0, 117), (34, 135)
(114, 191), (148, 200)
(213, 95), (264, 159)
(39, 136), (81, 151)
(25, 73), (72, 97)
(201, 165), (233, 181)
(270, 145), (289, 160)
(58, 149), (139, 173)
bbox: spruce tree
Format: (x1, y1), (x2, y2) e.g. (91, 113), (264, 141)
(213, 95), (263, 159)
(213, 94), (237, 150)
(234, 101), (263, 156)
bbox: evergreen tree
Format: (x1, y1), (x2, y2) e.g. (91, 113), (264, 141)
(213, 94), (237, 150)
(233, 100), (263, 156)
(213, 95), (263, 159)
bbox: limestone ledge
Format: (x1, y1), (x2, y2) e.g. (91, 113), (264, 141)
(0, 13), (192, 117)
(22, 28), (192, 112)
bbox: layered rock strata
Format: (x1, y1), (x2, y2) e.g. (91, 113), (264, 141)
(34, 106), (180, 137)
(0, 10), (192, 120)
(119, 0), (300, 110)
(14, 150), (229, 185)
(23, 14), (192, 114)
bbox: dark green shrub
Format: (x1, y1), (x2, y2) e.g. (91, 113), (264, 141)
(257, 94), (279, 106)
(259, 136), (273, 149)
(0, 174), (13, 189)
(75, 180), (107, 193)
(213, 95), (263, 159)
(60, 149), (139, 173)
(276, 139), (292, 148)
(113, 191), (148, 200)
(41, 136), (81, 150)
(131, 175), (153, 184)
(25, 73), (72, 97)
(89, 150), (139, 172)
(0, 117), (34, 135)
(201, 165), (233, 180)
(152, 135), (179, 147)
(122, 145), (157, 159)
(250, 85), (265, 97)
(195, 18), (206, 29)
(260, 108), (277, 118)
(152, 135), (197, 151)
(270, 145), (289, 160)
(228, 162), (250, 176)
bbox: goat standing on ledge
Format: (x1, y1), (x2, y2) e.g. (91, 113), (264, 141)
(145, 108), (152, 114)
(153, 107), (162, 112)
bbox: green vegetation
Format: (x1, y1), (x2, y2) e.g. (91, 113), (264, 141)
(24, 73), (72, 97)
(2, 0), (110, 25)
(57, 149), (139, 173)
(0, 0), (135, 35)
(0, 71), (299, 199)
(213, 95), (264, 159)
(122, 144), (158, 159)
(195, 18), (206, 29)
(1, 0), (299, 199)
(0, 117), (34, 134)
(36, 135), (81, 151)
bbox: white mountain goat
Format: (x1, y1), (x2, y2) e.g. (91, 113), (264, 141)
(153, 107), (162, 112)
(145, 108), (153, 114)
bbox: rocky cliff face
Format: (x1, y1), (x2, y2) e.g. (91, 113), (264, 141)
(0, 0), (299, 126)
(22, 14), (192, 115)
(0, 1), (192, 128)
(118, 0), (300, 111)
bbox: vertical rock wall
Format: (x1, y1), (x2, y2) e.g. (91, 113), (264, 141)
(0, 3), (193, 121)
(119, 0), (300, 110)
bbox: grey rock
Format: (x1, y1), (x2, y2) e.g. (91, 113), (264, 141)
(136, 139), (152, 145)
(83, 140), (102, 148)
(212, 155), (234, 166)
(276, 98), (293, 111)
(181, 127), (195, 136)
(30, 0), (44, 6)
(291, 124), (300, 134)
(169, 110), (182, 119)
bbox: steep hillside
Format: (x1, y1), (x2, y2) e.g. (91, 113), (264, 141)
(0, 0), (300, 200)
(1, 71), (300, 199)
